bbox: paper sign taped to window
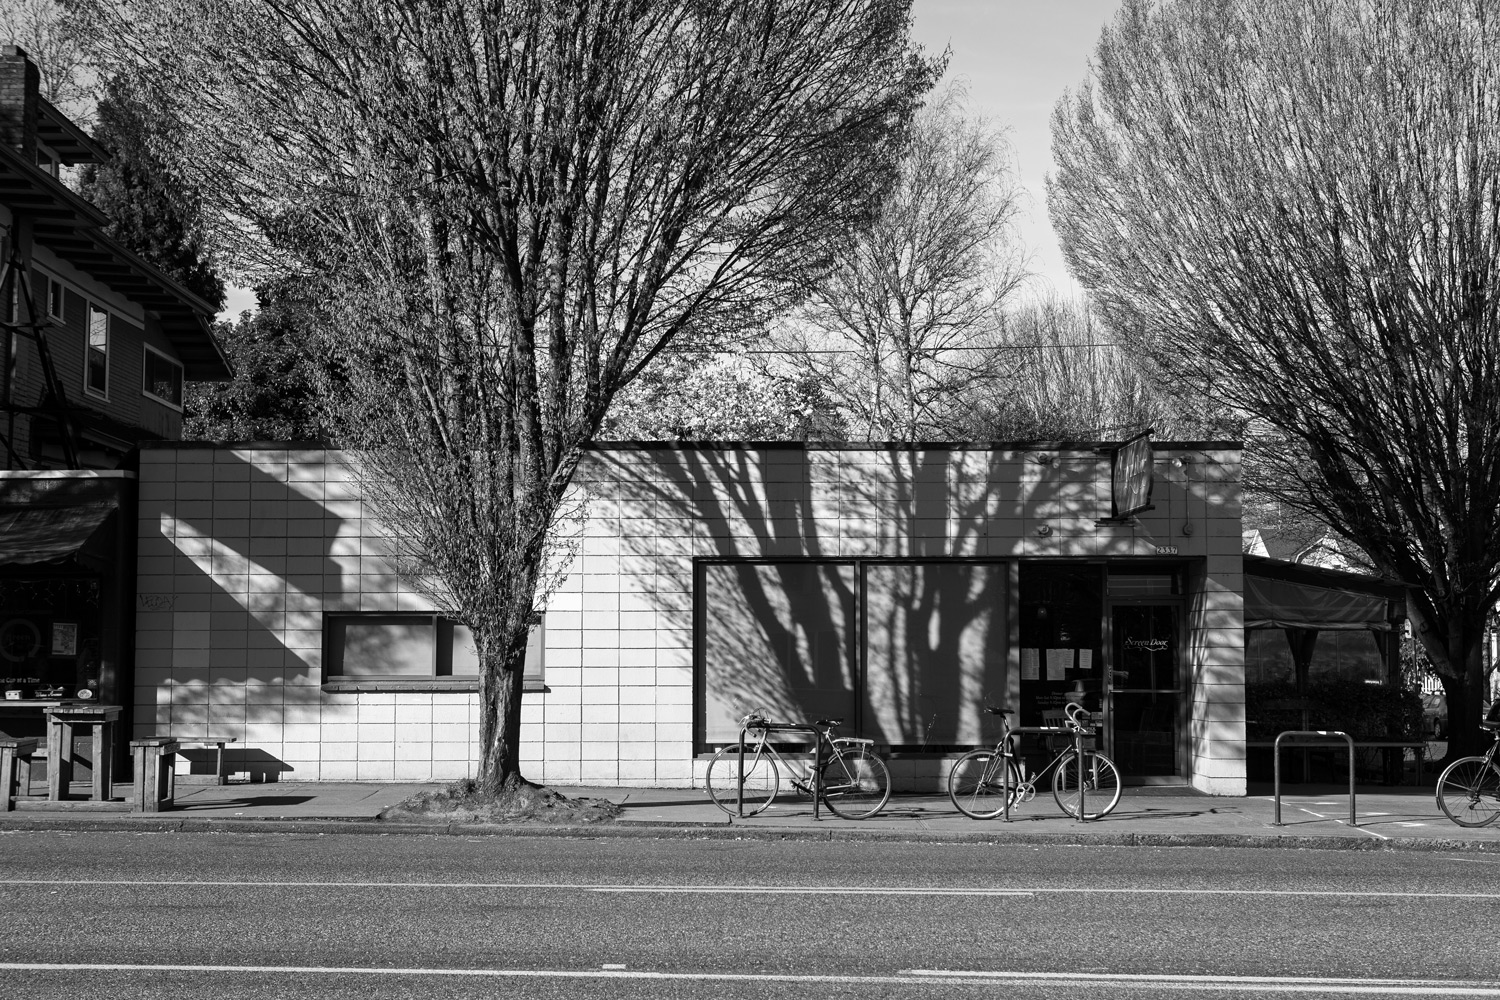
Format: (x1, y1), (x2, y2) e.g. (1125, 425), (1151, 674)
(1021, 648), (1040, 680)
(51, 622), (77, 657)
(1047, 648), (1071, 680)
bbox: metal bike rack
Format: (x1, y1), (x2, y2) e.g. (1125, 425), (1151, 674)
(736, 719), (823, 820)
(1272, 730), (1356, 827)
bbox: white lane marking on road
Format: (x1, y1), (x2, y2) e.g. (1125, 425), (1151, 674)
(1444, 857), (1500, 864)
(4, 963), (1500, 994)
(2, 879), (1498, 900)
(912, 969), (1500, 995)
(590, 886), (1036, 895)
(0, 879), (1027, 896)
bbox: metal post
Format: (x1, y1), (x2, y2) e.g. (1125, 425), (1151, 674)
(1272, 730), (1356, 828)
(811, 734), (821, 822)
(1002, 734), (1011, 822)
(1076, 725), (1088, 823)
(736, 722), (746, 819)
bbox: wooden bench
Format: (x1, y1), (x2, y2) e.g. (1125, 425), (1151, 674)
(130, 737), (179, 813)
(0, 736), (40, 812)
(174, 737), (237, 786)
(129, 736), (238, 813)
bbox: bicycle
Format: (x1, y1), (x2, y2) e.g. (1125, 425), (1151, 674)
(947, 702), (1122, 820)
(1435, 703), (1500, 827)
(704, 713), (891, 820)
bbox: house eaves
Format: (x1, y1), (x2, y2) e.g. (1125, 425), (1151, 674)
(0, 142), (232, 382)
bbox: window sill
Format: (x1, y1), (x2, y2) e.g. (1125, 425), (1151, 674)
(322, 678), (549, 694)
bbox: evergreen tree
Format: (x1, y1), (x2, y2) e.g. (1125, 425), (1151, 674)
(182, 279), (328, 443)
(75, 75), (224, 311)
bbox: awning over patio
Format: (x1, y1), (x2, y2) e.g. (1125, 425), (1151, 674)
(1243, 555), (1402, 631)
(0, 477), (121, 572)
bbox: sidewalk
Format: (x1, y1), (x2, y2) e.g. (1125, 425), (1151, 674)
(3, 780), (1499, 851)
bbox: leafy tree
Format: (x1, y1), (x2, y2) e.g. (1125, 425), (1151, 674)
(183, 279), (327, 442)
(601, 350), (847, 442)
(778, 86), (1025, 440)
(1050, 0), (1500, 754)
(75, 75), (223, 310)
(78, 0), (938, 795)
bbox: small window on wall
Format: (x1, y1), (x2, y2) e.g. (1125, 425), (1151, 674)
(45, 276), (64, 320)
(85, 304), (109, 397)
(142, 346), (184, 408)
(322, 612), (544, 692)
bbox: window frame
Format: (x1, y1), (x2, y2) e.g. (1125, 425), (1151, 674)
(141, 343), (185, 410)
(321, 610), (546, 693)
(44, 275), (64, 320)
(84, 302), (110, 399)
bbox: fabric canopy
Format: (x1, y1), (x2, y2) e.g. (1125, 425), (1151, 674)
(1244, 573), (1392, 631)
(0, 503), (114, 568)
(0, 476), (121, 571)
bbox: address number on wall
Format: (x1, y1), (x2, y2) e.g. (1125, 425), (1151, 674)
(1154, 545), (1179, 556)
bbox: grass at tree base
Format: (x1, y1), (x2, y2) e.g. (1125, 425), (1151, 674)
(379, 777), (623, 825)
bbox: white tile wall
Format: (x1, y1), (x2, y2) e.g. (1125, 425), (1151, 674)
(136, 443), (1246, 791)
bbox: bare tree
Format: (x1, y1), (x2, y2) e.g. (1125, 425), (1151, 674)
(76, 0), (937, 795)
(963, 296), (1231, 441)
(1050, 0), (1500, 753)
(0, 0), (93, 123)
(778, 86), (1026, 440)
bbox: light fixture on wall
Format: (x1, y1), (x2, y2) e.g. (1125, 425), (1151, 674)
(1181, 522), (1195, 536)
(1036, 523), (1053, 537)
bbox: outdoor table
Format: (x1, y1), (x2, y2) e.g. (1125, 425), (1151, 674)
(44, 703), (121, 802)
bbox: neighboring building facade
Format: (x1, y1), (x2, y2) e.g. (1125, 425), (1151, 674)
(0, 45), (228, 745)
(132, 439), (1250, 795)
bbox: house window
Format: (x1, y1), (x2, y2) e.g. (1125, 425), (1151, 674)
(85, 304), (109, 397)
(44, 276), (64, 319)
(322, 612), (544, 692)
(142, 345), (184, 408)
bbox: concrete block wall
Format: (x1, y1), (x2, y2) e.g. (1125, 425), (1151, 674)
(135, 442), (1245, 790)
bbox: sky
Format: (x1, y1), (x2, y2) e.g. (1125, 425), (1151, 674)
(216, 2), (1125, 322)
(909, 0), (1124, 303)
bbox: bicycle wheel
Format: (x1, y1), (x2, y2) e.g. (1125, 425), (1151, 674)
(705, 743), (779, 816)
(819, 745), (891, 819)
(1052, 749), (1122, 819)
(947, 749), (1020, 820)
(1435, 756), (1500, 827)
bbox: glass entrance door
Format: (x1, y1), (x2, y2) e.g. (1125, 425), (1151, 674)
(1108, 603), (1183, 778)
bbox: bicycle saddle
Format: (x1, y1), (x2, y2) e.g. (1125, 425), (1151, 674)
(984, 706), (1013, 716)
(815, 718), (844, 728)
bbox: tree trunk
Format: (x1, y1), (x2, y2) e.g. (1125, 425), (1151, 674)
(1437, 644), (1490, 762)
(476, 627), (529, 796)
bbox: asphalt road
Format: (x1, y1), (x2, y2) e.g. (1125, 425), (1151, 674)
(2, 831), (1498, 998)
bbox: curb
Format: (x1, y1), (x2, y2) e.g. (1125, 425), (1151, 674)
(2, 814), (1499, 852)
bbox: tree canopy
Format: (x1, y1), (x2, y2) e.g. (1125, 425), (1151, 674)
(1050, 0), (1500, 749)
(75, 0), (939, 793)
(76, 75), (224, 310)
(777, 87), (1025, 440)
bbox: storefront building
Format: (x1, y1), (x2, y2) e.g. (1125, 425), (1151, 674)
(131, 438), (1250, 795)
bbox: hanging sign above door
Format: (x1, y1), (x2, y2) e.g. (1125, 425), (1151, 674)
(1109, 429), (1155, 520)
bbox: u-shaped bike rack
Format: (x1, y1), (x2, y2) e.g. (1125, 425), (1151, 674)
(1272, 730), (1356, 827)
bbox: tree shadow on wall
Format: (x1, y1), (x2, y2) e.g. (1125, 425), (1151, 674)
(590, 444), (1014, 750)
(141, 449), (409, 766)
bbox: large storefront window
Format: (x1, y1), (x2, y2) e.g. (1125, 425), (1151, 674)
(1017, 563), (1103, 728)
(699, 562), (857, 746)
(0, 577), (101, 700)
(697, 560), (1007, 749)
